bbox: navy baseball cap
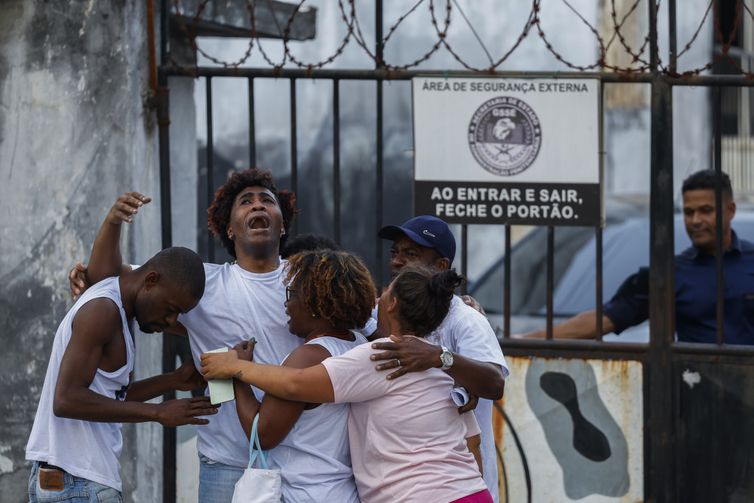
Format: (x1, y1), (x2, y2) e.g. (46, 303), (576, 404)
(378, 215), (456, 263)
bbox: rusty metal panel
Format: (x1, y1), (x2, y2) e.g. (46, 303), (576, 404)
(495, 356), (643, 502)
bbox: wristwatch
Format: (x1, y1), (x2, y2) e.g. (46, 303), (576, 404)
(439, 346), (454, 370)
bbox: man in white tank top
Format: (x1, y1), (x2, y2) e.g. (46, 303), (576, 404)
(370, 215), (509, 502)
(26, 247), (218, 503)
(73, 172), (300, 503)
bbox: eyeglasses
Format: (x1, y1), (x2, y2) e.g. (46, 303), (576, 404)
(285, 286), (296, 302)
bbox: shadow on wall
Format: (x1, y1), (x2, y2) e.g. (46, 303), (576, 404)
(494, 356), (642, 502)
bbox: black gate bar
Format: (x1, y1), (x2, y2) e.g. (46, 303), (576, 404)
(647, 0), (675, 495)
(713, 87), (725, 346)
(503, 225), (511, 339)
(205, 76), (215, 263)
(248, 77), (256, 168)
(333, 80), (341, 244)
(290, 78), (299, 235)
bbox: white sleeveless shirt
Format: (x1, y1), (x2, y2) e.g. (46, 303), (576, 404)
(26, 277), (134, 492)
(266, 332), (365, 503)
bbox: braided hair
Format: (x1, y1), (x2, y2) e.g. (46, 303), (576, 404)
(285, 250), (376, 330)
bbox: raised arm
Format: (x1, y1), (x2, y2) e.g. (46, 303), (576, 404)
(54, 299), (216, 426)
(201, 349), (334, 405)
(520, 269), (649, 339)
(86, 192), (150, 284)
(232, 342), (333, 449)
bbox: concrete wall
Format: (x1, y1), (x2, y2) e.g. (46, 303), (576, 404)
(0, 1), (163, 500)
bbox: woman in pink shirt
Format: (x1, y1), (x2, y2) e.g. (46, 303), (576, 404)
(202, 265), (492, 503)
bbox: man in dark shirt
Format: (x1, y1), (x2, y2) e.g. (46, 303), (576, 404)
(522, 169), (754, 344)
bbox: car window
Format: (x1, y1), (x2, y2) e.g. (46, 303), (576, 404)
(471, 225), (593, 315)
(471, 212), (754, 317)
(550, 217), (689, 315)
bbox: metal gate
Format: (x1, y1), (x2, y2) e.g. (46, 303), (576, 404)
(155, 1), (754, 501)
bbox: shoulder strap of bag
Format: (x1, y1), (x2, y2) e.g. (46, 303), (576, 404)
(247, 413), (270, 470)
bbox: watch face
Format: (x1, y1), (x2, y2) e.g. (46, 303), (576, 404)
(441, 349), (453, 367)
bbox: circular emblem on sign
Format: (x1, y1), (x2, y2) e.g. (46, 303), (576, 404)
(468, 96), (542, 176)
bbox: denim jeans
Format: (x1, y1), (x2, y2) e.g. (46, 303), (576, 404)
(198, 454), (245, 503)
(28, 462), (122, 503)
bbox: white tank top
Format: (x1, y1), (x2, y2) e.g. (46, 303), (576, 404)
(266, 332), (366, 503)
(25, 277), (134, 492)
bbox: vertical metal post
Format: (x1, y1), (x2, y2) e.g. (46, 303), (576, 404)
(375, 0), (384, 287)
(461, 225), (468, 294)
(333, 79), (341, 244)
(375, 0), (384, 66)
(545, 226), (554, 339)
(713, 87), (725, 345)
(157, 2), (176, 502)
(595, 227), (604, 340)
(157, 1), (172, 250)
(290, 79), (299, 235)
(160, 338), (176, 503)
(648, 0), (675, 496)
(648, 77), (676, 503)
(668, 0), (678, 75)
(595, 80), (605, 340)
(376, 82), (384, 287)
(503, 225), (511, 338)
(248, 77), (256, 168)
(206, 77), (215, 263)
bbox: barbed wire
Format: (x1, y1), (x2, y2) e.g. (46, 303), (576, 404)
(167, 0), (752, 79)
(671, 0), (715, 76)
(605, 0), (651, 72)
(282, 0), (356, 72)
(534, 0), (606, 72)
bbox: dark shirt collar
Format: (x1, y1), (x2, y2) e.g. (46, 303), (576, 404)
(688, 230), (741, 260)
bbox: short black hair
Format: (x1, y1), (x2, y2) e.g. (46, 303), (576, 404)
(682, 169), (733, 200)
(281, 234), (340, 259)
(207, 168), (298, 258)
(390, 265), (464, 337)
(142, 246), (206, 301)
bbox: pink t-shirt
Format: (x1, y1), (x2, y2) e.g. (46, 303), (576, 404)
(321, 338), (487, 503)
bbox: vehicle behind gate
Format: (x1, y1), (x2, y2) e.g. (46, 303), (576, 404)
(470, 199), (754, 342)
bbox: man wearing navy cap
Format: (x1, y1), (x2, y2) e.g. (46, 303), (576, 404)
(378, 215), (457, 276)
(372, 215), (508, 502)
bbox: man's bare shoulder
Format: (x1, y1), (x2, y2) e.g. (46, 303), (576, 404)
(71, 298), (123, 344)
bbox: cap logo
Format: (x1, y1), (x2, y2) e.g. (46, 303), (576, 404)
(422, 229), (436, 238)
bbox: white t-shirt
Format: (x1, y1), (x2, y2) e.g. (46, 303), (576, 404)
(178, 261), (301, 467)
(26, 277), (134, 492)
(354, 315), (378, 339)
(426, 295), (509, 503)
(267, 334), (365, 503)
(322, 340), (487, 503)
